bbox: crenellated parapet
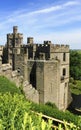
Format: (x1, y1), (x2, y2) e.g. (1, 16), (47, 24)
(27, 41), (69, 52)
(50, 44), (69, 53)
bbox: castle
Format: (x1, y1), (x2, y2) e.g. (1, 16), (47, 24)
(1, 26), (71, 110)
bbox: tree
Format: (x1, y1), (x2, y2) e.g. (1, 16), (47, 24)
(70, 50), (81, 80)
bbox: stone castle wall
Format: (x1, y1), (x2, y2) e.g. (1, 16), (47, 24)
(36, 60), (60, 107)
(0, 61), (39, 103)
(1, 26), (71, 110)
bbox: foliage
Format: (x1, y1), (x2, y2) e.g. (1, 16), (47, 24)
(45, 102), (58, 109)
(70, 50), (81, 80)
(31, 102), (81, 128)
(0, 93), (80, 130)
(0, 74), (81, 129)
(0, 76), (21, 94)
(69, 80), (81, 95)
(0, 93), (30, 129)
(0, 93), (53, 130)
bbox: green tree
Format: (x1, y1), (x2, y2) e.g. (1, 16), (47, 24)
(70, 50), (81, 79)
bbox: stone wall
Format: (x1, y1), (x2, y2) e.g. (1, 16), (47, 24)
(4, 26), (70, 110)
(0, 63), (22, 87)
(0, 63), (39, 104)
(23, 81), (39, 103)
(36, 60), (60, 108)
(0, 46), (3, 65)
(27, 60), (36, 88)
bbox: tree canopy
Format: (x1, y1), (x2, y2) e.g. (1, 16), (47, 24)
(70, 50), (81, 80)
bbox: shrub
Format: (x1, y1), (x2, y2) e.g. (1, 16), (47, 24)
(31, 102), (81, 128)
(0, 93), (53, 130)
(45, 102), (58, 109)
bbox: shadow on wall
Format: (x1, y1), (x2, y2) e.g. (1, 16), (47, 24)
(30, 62), (36, 89)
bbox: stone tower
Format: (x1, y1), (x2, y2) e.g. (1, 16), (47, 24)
(36, 60), (60, 107)
(33, 43), (69, 110)
(7, 26), (23, 70)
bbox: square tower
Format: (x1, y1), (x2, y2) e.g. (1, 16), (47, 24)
(7, 26), (23, 69)
(36, 60), (61, 108)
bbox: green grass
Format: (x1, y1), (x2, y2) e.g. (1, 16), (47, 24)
(0, 76), (80, 129)
(0, 93), (78, 130)
(0, 76), (21, 94)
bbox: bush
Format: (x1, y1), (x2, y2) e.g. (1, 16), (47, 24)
(70, 50), (81, 80)
(69, 80), (81, 95)
(0, 93), (53, 130)
(70, 77), (74, 83)
(31, 102), (81, 128)
(45, 102), (58, 109)
(0, 93), (80, 130)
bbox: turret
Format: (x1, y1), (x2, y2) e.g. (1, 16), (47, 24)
(27, 37), (34, 44)
(13, 26), (18, 34)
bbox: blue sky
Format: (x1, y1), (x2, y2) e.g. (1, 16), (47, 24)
(0, 0), (81, 49)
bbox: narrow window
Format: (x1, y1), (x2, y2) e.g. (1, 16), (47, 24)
(63, 68), (66, 76)
(63, 53), (66, 61)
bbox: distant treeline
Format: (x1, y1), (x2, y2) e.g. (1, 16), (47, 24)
(70, 50), (81, 80)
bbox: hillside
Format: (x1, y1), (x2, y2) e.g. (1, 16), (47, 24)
(0, 76), (21, 94)
(0, 76), (81, 129)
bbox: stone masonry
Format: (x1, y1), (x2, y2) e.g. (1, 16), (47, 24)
(2, 26), (71, 110)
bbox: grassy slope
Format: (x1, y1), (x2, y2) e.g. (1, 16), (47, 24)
(0, 76), (80, 128)
(0, 76), (21, 94)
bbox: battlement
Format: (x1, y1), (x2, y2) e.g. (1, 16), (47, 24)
(7, 34), (13, 39)
(44, 41), (51, 45)
(37, 44), (49, 47)
(7, 33), (23, 38)
(7, 26), (23, 40)
(27, 41), (69, 48)
(49, 44), (69, 48)
(27, 37), (34, 44)
(50, 44), (69, 52)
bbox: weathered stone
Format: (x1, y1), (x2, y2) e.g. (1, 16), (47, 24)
(1, 26), (71, 110)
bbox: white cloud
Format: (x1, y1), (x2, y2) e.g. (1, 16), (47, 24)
(0, 0), (80, 28)
(29, 6), (62, 14)
(0, 0), (81, 49)
(63, 1), (79, 6)
(28, 1), (79, 15)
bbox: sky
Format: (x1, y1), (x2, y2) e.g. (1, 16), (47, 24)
(0, 0), (81, 49)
